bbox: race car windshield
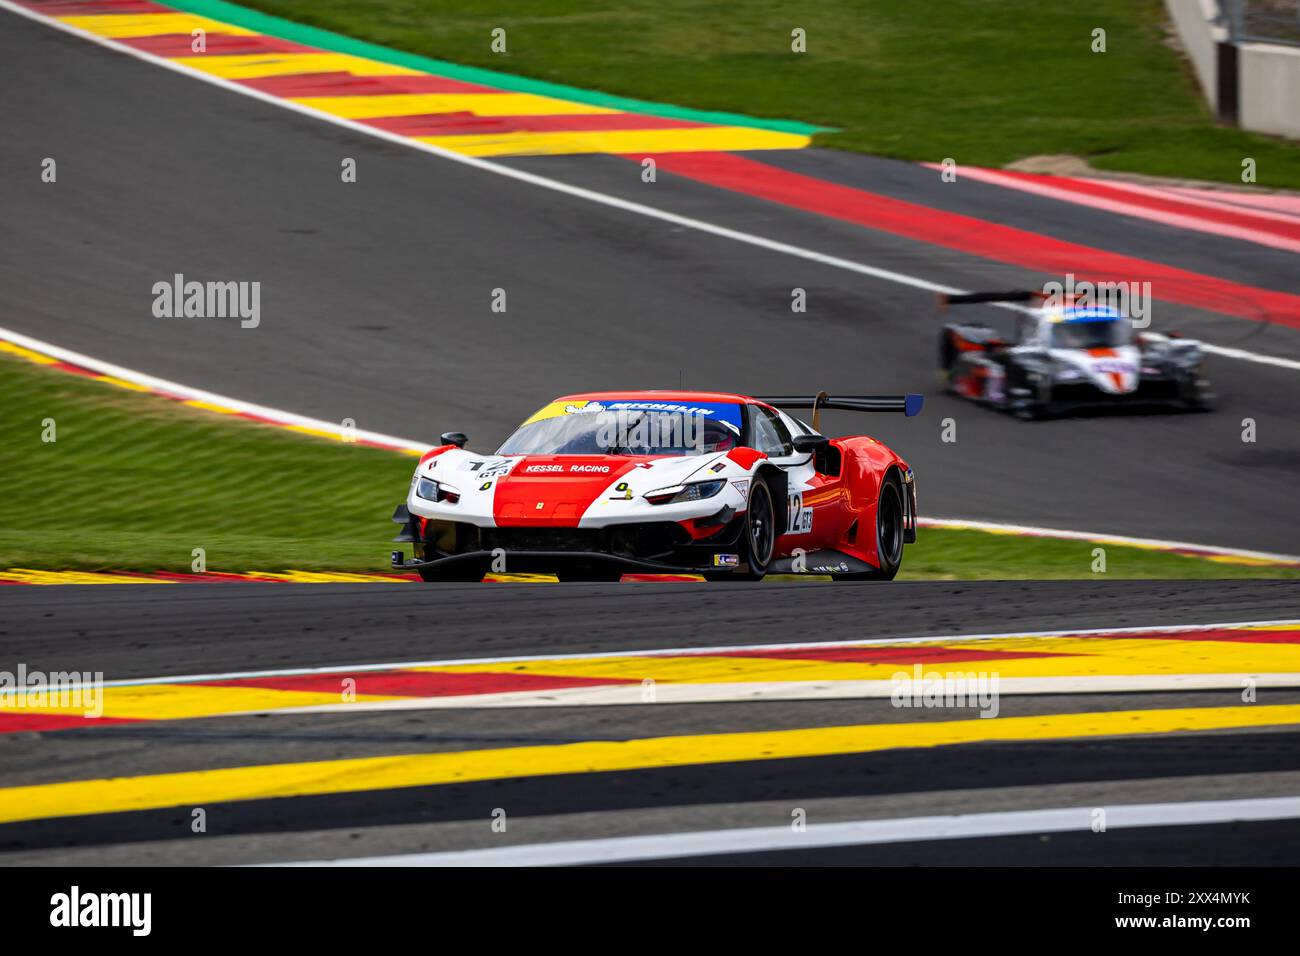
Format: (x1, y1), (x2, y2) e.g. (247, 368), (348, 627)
(498, 402), (743, 456)
(1052, 320), (1132, 349)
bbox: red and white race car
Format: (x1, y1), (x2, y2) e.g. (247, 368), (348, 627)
(392, 390), (922, 581)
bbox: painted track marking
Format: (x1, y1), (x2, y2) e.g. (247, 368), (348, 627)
(3, 1), (1296, 580)
(2, 0), (1298, 371)
(931, 164), (1300, 255)
(22, 619), (1300, 690)
(0, 325), (426, 453)
(3, 703), (1300, 825)
(282, 795), (1300, 866)
(5, 622), (1297, 732)
(4, 328), (1297, 569)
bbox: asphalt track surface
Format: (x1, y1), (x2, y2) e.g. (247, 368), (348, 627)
(2, 8), (1300, 867)
(5, 579), (1298, 679)
(2, 12), (1299, 550)
(2, 581), (1299, 865)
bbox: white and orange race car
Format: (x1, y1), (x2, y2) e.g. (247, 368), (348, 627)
(938, 291), (1213, 419)
(392, 390), (922, 581)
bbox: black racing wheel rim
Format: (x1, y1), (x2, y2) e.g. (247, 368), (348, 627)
(748, 482), (774, 568)
(878, 482), (904, 568)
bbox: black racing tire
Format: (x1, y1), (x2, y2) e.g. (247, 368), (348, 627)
(556, 567), (624, 582)
(417, 559), (489, 582)
(833, 472), (905, 581)
(938, 329), (956, 386)
(704, 475), (775, 582)
(1180, 365), (1214, 412)
(1006, 363), (1049, 419)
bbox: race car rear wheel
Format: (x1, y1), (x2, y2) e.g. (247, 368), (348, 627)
(1179, 364), (1214, 411)
(834, 472), (904, 581)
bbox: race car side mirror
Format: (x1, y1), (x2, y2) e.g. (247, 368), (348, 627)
(793, 434), (829, 454)
(440, 431), (468, 448)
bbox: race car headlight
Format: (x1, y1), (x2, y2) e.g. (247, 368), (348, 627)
(415, 477), (460, 504)
(643, 479), (725, 505)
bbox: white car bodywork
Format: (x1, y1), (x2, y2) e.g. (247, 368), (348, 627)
(407, 422), (821, 536)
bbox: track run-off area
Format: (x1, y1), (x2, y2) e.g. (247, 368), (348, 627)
(1, 0), (1298, 864)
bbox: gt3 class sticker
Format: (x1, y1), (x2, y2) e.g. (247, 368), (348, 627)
(463, 459), (515, 479)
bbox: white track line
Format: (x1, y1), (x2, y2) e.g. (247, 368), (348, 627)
(919, 517), (1300, 565)
(1195, 340), (1300, 372)
(1120, 181), (1300, 224)
(1141, 330), (1300, 372)
(3, 0), (1298, 373)
(262, 672), (1300, 715)
(277, 794), (1300, 865)
(3, 3), (1297, 578)
(943, 165), (1300, 255)
(6, 320), (1296, 577)
(0, 324), (426, 452)
(0, 0), (959, 299)
(9, 321), (1298, 569)
(52, 618), (1300, 691)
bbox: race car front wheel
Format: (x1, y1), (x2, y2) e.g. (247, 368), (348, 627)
(744, 477), (776, 578)
(705, 475), (774, 581)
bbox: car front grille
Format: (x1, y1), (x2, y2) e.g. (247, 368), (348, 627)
(479, 527), (604, 553)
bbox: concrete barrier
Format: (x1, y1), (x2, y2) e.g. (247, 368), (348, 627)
(1164, 0), (1299, 139)
(1240, 41), (1300, 137)
(1166, 0), (1228, 110)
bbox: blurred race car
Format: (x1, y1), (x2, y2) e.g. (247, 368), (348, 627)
(391, 390), (922, 582)
(937, 290), (1213, 419)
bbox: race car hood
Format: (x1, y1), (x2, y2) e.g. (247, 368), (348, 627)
(494, 455), (650, 525)
(1049, 345), (1140, 394)
(411, 448), (747, 528)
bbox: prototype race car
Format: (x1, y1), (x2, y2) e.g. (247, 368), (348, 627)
(938, 290), (1213, 419)
(391, 390), (922, 582)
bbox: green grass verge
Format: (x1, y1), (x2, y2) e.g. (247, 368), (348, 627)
(176, 0), (1300, 190)
(899, 528), (1298, 580)
(2, 352), (1295, 579)
(0, 352), (412, 572)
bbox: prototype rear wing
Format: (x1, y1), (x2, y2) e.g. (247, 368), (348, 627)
(939, 290), (1040, 306)
(757, 393), (923, 430)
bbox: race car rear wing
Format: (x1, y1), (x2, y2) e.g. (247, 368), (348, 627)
(757, 393), (923, 431)
(940, 290), (1041, 306)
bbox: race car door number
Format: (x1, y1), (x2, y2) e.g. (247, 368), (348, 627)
(787, 493), (813, 534)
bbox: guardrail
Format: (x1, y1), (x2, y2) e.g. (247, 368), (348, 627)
(1221, 0), (1300, 47)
